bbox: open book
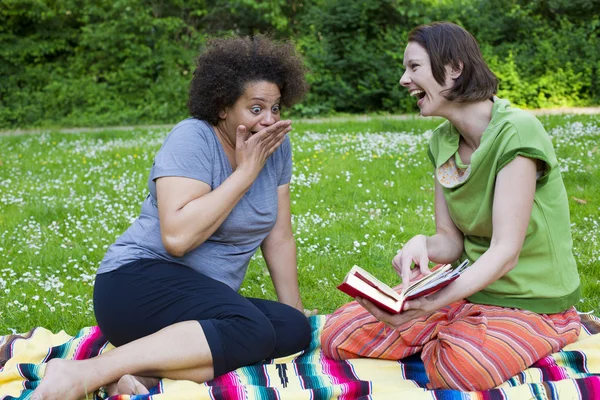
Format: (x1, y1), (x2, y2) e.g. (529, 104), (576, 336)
(337, 259), (469, 314)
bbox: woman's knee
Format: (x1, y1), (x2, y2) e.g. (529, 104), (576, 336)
(320, 300), (375, 359)
(271, 308), (311, 358)
(291, 311), (312, 351)
(423, 340), (516, 391)
(241, 314), (277, 357)
(320, 318), (337, 358)
(215, 313), (277, 371)
(320, 313), (354, 359)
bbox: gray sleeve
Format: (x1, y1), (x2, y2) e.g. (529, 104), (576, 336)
(278, 135), (293, 186)
(151, 121), (213, 186)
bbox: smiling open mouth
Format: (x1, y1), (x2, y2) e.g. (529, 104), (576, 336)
(410, 89), (426, 101)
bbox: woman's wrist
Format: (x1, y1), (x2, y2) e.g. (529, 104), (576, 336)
(232, 166), (258, 185)
(277, 292), (301, 308)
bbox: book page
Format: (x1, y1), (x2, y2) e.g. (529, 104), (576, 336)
(345, 273), (402, 309)
(404, 264), (451, 293)
(405, 260), (469, 297)
(349, 266), (402, 301)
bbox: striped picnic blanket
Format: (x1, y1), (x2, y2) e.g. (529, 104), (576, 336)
(2, 314), (600, 399)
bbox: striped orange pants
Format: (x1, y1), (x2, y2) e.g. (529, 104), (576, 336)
(321, 299), (580, 391)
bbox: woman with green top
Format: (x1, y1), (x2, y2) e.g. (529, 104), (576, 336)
(321, 21), (581, 391)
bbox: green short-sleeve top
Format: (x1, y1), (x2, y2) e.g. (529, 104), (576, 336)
(427, 98), (580, 314)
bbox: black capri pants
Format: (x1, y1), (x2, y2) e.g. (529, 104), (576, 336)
(93, 258), (311, 377)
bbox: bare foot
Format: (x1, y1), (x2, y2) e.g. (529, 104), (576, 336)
(31, 359), (97, 400)
(304, 308), (319, 317)
(116, 374), (159, 395)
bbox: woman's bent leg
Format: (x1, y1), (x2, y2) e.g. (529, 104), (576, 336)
(321, 299), (456, 360)
(93, 259), (278, 375)
(421, 303), (581, 391)
(32, 259), (282, 400)
(32, 320), (211, 400)
(248, 298), (312, 358)
(322, 299), (580, 391)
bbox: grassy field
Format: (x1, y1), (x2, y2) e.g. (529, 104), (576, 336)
(0, 114), (598, 336)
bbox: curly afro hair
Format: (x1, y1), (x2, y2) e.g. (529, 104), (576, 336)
(188, 35), (309, 125)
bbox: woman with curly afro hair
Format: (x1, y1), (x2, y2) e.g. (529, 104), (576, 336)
(32, 35), (312, 400)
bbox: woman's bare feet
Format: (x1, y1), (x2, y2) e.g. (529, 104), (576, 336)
(31, 359), (97, 400)
(116, 374), (160, 395)
(304, 308), (319, 317)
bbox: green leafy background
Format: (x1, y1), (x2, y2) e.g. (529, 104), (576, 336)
(1, 0), (599, 129)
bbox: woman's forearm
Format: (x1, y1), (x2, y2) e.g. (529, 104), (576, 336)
(425, 233), (464, 264)
(161, 170), (254, 256)
(428, 243), (519, 310)
(262, 236), (304, 311)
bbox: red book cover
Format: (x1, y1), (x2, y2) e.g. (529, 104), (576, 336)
(337, 281), (403, 314)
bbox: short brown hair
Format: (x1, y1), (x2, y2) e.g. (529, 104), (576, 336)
(408, 22), (498, 102)
(188, 35), (309, 125)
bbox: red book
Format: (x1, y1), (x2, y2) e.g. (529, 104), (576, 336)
(337, 260), (469, 314)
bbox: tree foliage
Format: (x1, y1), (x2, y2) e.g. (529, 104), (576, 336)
(0, 0), (598, 128)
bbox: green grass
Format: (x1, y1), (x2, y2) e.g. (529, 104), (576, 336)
(1, 114), (599, 335)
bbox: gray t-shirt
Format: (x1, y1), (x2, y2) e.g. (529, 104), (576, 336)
(97, 118), (292, 290)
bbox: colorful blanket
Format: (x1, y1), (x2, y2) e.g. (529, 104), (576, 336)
(2, 314), (600, 399)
